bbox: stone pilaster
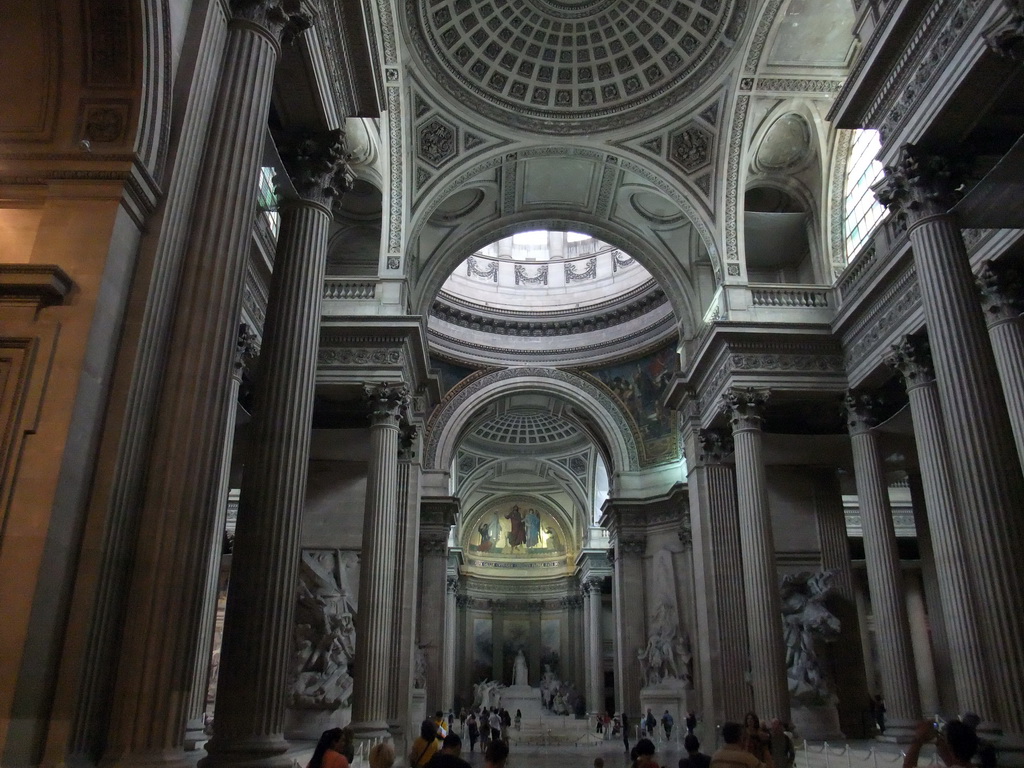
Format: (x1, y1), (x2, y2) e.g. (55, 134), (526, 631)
(723, 388), (789, 724)
(184, 325), (258, 750)
(886, 337), (995, 724)
(978, 260), (1024, 469)
(586, 577), (604, 715)
(877, 146), (1024, 733)
(389, 426), (423, 747)
(442, 576), (458, 711)
(205, 128), (351, 767)
(350, 384), (410, 738)
(813, 469), (870, 737)
(418, 500), (454, 715)
(581, 580), (594, 709)
(688, 428), (751, 723)
(844, 392), (920, 738)
(106, 3), (311, 764)
(608, 522), (645, 717)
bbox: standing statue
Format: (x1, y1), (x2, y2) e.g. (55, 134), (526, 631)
(780, 570), (841, 705)
(513, 649), (529, 686)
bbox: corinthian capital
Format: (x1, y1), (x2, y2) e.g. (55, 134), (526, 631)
(722, 387), (770, 432)
(844, 390), (883, 436)
(697, 428), (734, 464)
(277, 128), (354, 208)
(977, 260), (1024, 327)
(364, 383), (410, 426)
(885, 336), (935, 389)
(871, 144), (966, 223)
(984, 0), (1024, 58)
(231, 0), (313, 42)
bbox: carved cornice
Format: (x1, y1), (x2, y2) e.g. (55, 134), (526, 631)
(430, 288), (668, 338)
(885, 335), (935, 390)
(276, 128), (354, 209)
(722, 387), (770, 432)
(844, 390), (883, 436)
(0, 264), (73, 308)
(872, 144), (966, 224)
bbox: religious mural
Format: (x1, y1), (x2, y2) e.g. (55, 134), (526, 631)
(468, 502), (565, 555)
(587, 344), (680, 464)
(541, 618), (560, 675)
(472, 617), (493, 683)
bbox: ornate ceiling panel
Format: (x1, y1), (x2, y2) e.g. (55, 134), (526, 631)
(409, 0), (748, 134)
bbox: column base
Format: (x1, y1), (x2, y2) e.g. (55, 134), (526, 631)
(184, 717), (209, 751)
(100, 748), (200, 768)
(874, 718), (919, 743)
(995, 733), (1024, 768)
(199, 735), (292, 768)
(349, 719), (392, 741)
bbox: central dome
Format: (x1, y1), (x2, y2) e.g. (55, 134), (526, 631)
(413, 0), (745, 134)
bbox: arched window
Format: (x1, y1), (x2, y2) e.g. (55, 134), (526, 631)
(843, 129), (886, 260)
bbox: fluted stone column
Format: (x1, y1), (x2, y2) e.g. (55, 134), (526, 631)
(581, 581), (594, 709)
(905, 573), (938, 714)
(905, 475), (955, 715)
(978, 260), (1024, 469)
(886, 337), (995, 724)
(418, 505), (453, 715)
(204, 132), (351, 766)
(587, 578), (604, 714)
(349, 384), (410, 738)
(813, 469), (870, 737)
(184, 327), (258, 750)
(389, 429), (423, 746)
(844, 392), (920, 739)
(609, 525), (645, 717)
(687, 428), (751, 723)
(106, 4), (311, 764)
(723, 389), (789, 724)
(876, 147), (1024, 734)
(442, 576), (458, 711)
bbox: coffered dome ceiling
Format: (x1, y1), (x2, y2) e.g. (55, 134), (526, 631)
(411, 0), (748, 134)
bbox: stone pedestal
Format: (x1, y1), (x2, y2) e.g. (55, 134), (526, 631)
(640, 683), (693, 742)
(502, 686), (543, 720)
(410, 689), (427, 732)
(791, 705), (843, 741)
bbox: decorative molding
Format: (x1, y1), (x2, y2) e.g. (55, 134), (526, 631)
(424, 367), (641, 471)
(318, 347), (404, 367)
(724, 94), (750, 267)
(744, 0), (786, 74)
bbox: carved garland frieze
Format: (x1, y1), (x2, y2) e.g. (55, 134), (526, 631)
(872, 1), (989, 142)
(317, 347), (404, 366)
(565, 258), (597, 283)
(843, 268), (922, 372)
